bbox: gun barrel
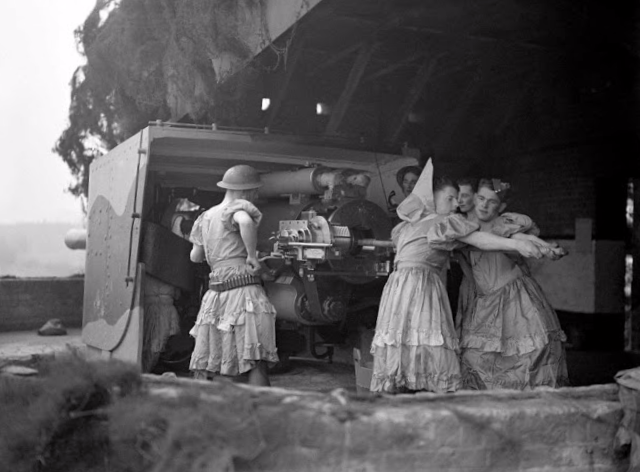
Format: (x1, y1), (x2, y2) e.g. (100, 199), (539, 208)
(356, 238), (394, 248)
(64, 228), (87, 250)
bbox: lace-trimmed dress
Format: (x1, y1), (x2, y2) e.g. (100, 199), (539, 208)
(459, 215), (569, 390)
(370, 213), (479, 393)
(188, 199), (279, 375)
(455, 213), (541, 333)
(142, 275), (181, 372)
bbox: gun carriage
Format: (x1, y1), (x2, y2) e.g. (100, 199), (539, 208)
(69, 122), (417, 369)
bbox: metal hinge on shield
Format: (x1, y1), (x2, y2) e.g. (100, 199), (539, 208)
(125, 144), (147, 285)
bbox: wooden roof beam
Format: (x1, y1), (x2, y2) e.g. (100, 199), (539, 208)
(364, 51), (427, 83)
(400, 25), (547, 51)
(434, 68), (482, 151)
(308, 41), (364, 76)
(433, 40), (530, 153)
(307, 10), (409, 76)
(385, 53), (446, 145)
(266, 35), (306, 128)
(325, 41), (377, 136)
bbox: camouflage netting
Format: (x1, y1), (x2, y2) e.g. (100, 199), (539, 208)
(55, 0), (290, 198)
(0, 355), (629, 472)
(0, 356), (142, 472)
(0, 355), (354, 472)
(0, 356), (269, 472)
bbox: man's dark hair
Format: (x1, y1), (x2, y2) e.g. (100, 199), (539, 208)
(434, 176), (459, 193)
(457, 177), (478, 193)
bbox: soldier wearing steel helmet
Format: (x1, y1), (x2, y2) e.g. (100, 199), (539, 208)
(188, 165), (279, 386)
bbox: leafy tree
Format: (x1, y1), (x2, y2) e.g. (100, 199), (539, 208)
(54, 0), (262, 198)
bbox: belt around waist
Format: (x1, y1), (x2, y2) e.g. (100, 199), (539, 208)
(394, 261), (436, 271)
(209, 274), (262, 292)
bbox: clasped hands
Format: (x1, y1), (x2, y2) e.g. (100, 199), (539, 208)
(513, 233), (567, 260)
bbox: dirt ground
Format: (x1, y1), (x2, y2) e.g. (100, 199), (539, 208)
(269, 357), (358, 393)
(237, 347), (640, 393)
(1, 328), (637, 392)
(267, 350), (639, 392)
(163, 347), (362, 393)
(164, 348), (640, 394)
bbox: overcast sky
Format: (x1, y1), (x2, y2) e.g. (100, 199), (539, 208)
(0, 1), (94, 224)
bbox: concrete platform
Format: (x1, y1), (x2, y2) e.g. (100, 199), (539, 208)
(0, 328), (359, 393)
(0, 328), (84, 365)
(1, 326), (638, 393)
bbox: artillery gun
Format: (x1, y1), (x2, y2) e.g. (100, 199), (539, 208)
(66, 122), (417, 370)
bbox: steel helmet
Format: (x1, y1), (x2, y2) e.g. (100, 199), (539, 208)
(217, 165), (263, 190)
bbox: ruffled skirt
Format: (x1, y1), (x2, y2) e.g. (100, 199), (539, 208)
(142, 296), (181, 372)
(461, 336), (569, 390)
(460, 275), (569, 389)
(370, 266), (461, 393)
(189, 265), (279, 375)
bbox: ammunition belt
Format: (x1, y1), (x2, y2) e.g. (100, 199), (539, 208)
(209, 274), (262, 292)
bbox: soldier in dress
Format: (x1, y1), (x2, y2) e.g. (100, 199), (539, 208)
(188, 165), (279, 386)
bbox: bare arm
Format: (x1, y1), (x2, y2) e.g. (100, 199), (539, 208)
(500, 212), (540, 236)
(459, 231), (543, 259)
(511, 233), (567, 260)
(511, 232), (555, 247)
(190, 244), (205, 263)
(234, 210), (260, 274)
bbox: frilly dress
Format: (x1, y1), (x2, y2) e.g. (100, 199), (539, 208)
(458, 214), (569, 390)
(142, 275), (181, 372)
(456, 213), (540, 332)
(370, 213), (479, 393)
(188, 199), (279, 376)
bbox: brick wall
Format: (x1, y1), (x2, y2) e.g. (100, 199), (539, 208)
(435, 144), (620, 241)
(501, 146), (596, 238)
(0, 278), (84, 332)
